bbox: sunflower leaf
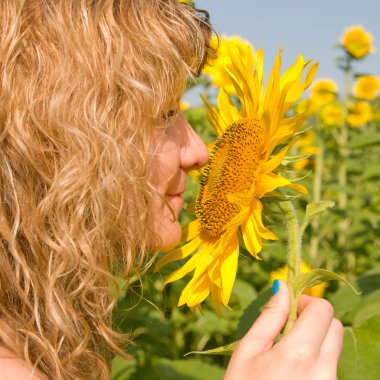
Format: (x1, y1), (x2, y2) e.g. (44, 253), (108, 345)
(345, 132), (380, 149)
(338, 317), (380, 380)
(185, 341), (239, 356)
(295, 269), (360, 298)
(300, 200), (335, 235)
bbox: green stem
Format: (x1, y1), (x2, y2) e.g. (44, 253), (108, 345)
(310, 128), (324, 261)
(279, 198), (302, 334)
(338, 58), (351, 250)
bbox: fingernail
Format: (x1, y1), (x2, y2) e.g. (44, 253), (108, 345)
(272, 279), (280, 296)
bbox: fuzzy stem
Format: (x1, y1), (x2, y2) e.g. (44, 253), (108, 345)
(279, 197), (302, 334)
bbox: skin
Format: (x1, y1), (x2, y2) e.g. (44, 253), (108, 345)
(0, 347), (44, 380)
(0, 113), (344, 379)
(150, 109), (209, 251)
(224, 281), (344, 380)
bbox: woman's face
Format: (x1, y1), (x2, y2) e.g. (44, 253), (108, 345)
(150, 110), (209, 251)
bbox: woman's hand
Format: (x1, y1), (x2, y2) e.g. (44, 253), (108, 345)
(224, 280), (344, 380)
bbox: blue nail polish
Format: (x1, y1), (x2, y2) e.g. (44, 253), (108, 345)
(272, 279), (280, 296)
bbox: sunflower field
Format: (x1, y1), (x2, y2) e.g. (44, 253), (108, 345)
(111, 24), (380, 380)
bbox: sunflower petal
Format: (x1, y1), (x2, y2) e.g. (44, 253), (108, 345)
(182, 219), (201, 241)
(262, 146), (290, 174)
(210, 282), (224, 316)
(251, 204), (278, 241)
(154, 235), (202, 271)
(162, 244), (211, 285)
(241, 216), (262, 258)
(217, 88), (241, 127)
(304, 62), (319, 89)
(255, 172), (291, 197)
(186, 276), (211, 307)
(219, 235), (239, 306)
(242, 199), (277, 258)
(289, 182), (308, 195)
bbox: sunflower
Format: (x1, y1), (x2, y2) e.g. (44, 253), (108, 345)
(353, 75), (380, 100)
(155, 45), (318, 314)
(347, 101), (374, 127)
(310, 78), (339, 105)
(203, 35), (254, 94)
(293, 131), (319, 171)
(340, 25), (376, 59)
(320, 102), (344, 127)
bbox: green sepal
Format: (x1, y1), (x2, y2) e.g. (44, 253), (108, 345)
(300, 200), (335, 235)
(295, 269), (361, 298)
(185, 341), (239, 357)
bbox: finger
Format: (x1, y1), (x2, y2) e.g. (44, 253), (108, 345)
(319, 318), (344, 362)
(282, 295), (334, 350)
(236, 280), (290, 357)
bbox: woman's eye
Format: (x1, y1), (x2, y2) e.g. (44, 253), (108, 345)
(163, 109), (178, 120)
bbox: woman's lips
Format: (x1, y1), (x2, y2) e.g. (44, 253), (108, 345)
(166, 193), (185, 213)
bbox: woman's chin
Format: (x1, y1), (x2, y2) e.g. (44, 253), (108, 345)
(155, 220), (182, 252)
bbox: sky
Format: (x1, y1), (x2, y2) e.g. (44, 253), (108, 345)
(191, 0), (380, 103)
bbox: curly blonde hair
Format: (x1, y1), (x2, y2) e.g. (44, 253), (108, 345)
(0, 1), (211, 378)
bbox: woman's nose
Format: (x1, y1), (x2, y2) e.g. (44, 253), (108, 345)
(180, 114), (209, 171)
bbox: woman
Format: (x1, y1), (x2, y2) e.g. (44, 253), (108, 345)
(0, 1), (343, 379)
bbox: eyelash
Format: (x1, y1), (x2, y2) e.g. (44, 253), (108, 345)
(163, 109), (178, 120)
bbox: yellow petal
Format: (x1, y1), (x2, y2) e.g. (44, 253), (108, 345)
(280, 54), (304, 95)
(304, 62), (319, 89)
(219, 235), (239, 306)
(217, 88), (241, 128)
(257, 172), (307, 197)
(210, 282), (224, 316)
(178, 279), (193, 306)
(262, 145), (290, 174)
(289, 182), (308, 195)
(228, 43), (257, 116)
(225, 66), (253, 118)
(242, 215), (262, 258)
(251, 204), (278, 241)
(227, 191), (254, 208)
(182, 219), (201, 241)
(262, 50), (281, 119)
(183, 276), (211, 307)
(241, 199), (277, 258)
(163, 243), (211, 285)
(154, 235), (202, 271)
(201, 94), (227, 135)
(256, 172), (291, 197)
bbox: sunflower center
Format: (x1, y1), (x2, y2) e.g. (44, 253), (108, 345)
(195, 118), (264, 237)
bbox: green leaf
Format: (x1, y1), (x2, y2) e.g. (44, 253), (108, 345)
(188, 310), (231, 336)
(295, 269), (360, 299)
(185, 341), (239, 357)
(154, 358), (225, 380)
(346, 298), (380, 327)
(357, 267), (380, 293)
(111, 355), (136, 380)
(328, 281), (361, 321)
(329, 268), (380, 323)
(235, 288), (272, 340)
(363, 163), (380, 180)
(231, 278), (257, 310)
(346, 132), (380, 149)
(300, 201), (335, 235)
(338, 317), (380, 380)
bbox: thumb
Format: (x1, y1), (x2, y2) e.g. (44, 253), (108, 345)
(238, 280), (290, 356)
